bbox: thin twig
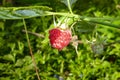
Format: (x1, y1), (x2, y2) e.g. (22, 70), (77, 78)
(23, 19), (41, 80)
(22, 30), (44, 38)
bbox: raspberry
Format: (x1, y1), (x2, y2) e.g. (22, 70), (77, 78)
(49, 28), (72, 50)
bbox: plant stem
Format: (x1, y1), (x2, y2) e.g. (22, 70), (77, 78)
(67, 0), (73, 14)
(23, 19), (41, 80)
(22, 30), (44, 38)
(60, 61), (64, 75)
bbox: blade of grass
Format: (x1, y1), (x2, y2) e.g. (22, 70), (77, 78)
(88, 20), (120, 29)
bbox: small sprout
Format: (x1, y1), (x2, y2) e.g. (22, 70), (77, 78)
(89, 34), (107, 55)
(91, 41), (104, 54)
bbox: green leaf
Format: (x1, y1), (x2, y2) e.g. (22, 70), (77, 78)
(3, 54), (15, 62)
(74, 20), (96, 33)
(0, 77), (10, 80)
(0, 63), (4, 70)
(101, 61), (110, 68)
(15, 59), (24, 67)
(15, 9), (40, 17)
(0, 6), (52, 19)
(112, 72), (120, 80)
(0, 20), (4, 30)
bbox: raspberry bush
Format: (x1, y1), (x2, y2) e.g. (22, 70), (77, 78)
(0, 0), (120, 80)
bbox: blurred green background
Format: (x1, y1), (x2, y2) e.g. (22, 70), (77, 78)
(0, 0), (120, 80)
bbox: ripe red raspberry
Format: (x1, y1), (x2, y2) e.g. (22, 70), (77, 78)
(49, 28), (72, 50)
